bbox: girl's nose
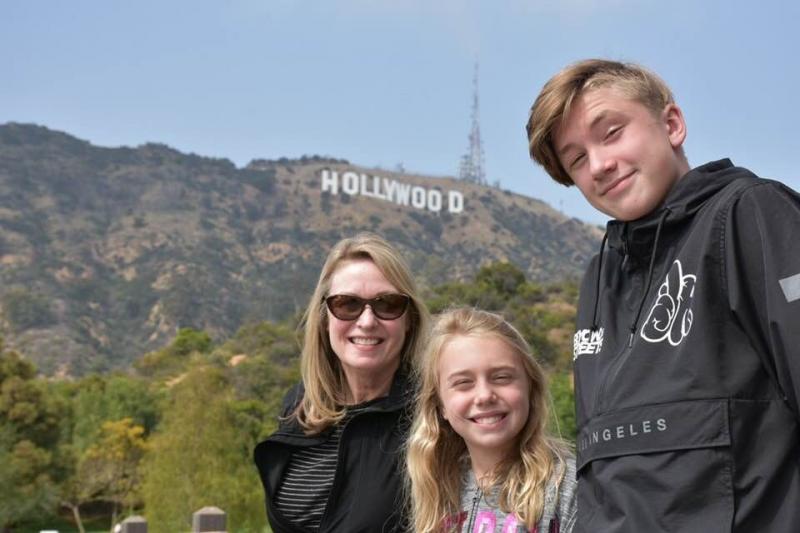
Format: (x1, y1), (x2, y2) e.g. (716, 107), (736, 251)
(474, 382), (496, 404)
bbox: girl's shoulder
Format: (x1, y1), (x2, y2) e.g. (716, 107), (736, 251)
(549, 455), (577, 533)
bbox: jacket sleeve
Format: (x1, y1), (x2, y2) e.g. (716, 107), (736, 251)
(725, 180), (800, 417)
(557, 457), (578, 533)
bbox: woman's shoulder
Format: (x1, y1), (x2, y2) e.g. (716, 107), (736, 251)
(281, 382), (305, 411)
(279, 382), (305, 418)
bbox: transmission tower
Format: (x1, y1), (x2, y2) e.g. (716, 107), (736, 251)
(458, 63), (487, 185)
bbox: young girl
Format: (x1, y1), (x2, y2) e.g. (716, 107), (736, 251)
(407, 307), (576, 533)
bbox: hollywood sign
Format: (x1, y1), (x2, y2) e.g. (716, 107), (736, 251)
(320, 169), (465, 214)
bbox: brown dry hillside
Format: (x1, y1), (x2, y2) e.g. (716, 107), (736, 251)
(0, 123), (601, 375)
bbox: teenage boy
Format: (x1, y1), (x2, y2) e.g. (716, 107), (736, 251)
(527, 59), (800, 532)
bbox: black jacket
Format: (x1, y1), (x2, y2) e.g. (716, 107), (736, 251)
(253, 372), (413, 533)
(573, 160), (800, 532)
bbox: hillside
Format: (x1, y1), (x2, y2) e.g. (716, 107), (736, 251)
(0, 123), (601, 375)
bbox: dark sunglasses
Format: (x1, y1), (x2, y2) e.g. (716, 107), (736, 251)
(324, 293), (410, 321)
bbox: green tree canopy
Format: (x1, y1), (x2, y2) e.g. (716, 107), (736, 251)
(141, 365), (263, 532)
(0, 343), (61, 529)
(134, 328), (213, 378)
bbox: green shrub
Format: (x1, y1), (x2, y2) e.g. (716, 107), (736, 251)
(1, 288), (56, 332)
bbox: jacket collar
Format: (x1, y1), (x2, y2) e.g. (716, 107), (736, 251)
(606, 159), (743, 262)
(272, 369), (414, 440)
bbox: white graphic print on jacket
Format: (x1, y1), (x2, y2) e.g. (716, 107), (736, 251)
(640, 260), (697, 346)
(573, 327), (604, 359)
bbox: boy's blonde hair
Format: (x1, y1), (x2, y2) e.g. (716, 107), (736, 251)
(406, 307), (570, 532)
(527, 58), (676, 185)
(294, 232), (430, 433)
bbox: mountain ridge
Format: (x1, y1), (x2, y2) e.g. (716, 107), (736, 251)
(0, 122), (601, 375)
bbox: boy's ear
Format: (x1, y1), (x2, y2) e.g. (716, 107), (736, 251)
(663, 103), (687, 149)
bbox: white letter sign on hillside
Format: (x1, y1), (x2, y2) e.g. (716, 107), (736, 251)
(342, 171), (359, 195)
(321, 168), (338, 194)
(320, 169), (465, 214)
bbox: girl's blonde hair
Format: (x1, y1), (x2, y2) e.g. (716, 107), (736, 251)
(294, 232), (430, 434)
(406, 307), (570, 532)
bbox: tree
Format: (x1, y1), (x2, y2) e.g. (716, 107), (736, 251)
(61, 374), (159, 532)
(76, 418), (148, 528)
(0, 433), (58, 530)
(134, 328), (212, 377)
(141, 366), (263, 532)
(0, 288), (56, 332)
(0, 342), (61, 530)
(474, 262), (526, 297)
(548, 372), (576, 442)
(70, 374), (159, 454)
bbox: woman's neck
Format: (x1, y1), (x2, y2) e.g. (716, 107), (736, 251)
(342, 362), (399, 404)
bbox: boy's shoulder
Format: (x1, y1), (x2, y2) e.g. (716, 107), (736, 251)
(697, 164), (797, 223)
(657, 159), (785, 221)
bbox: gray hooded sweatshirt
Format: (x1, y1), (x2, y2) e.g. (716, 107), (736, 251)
(448, 457), (577, 533)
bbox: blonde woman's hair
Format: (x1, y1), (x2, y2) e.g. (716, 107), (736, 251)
(527, 58), (677, 186)
(406, 307), (570, 532)
(293, 232), (430, 434)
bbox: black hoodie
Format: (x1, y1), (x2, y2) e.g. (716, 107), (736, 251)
(573, 160), (800, 532)
(253, 372), (413, 533)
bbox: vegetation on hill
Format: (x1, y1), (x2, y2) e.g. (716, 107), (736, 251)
(0, 123), (600, 376)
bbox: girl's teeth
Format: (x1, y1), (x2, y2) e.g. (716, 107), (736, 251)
(474, 415), (503, 424)
(352, 337), (380, 345)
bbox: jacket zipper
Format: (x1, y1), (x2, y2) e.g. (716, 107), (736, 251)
(592, 266), (646, 414)
(317, 404), (395, 531)
(465, 487), (481, 532)
(317, 407), (367, 530)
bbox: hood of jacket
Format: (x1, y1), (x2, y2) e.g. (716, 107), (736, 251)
(586, 159), (759, 337)
(605, 159), (757, 263)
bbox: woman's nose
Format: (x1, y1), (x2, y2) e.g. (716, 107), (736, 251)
(355, 304), (378, 327)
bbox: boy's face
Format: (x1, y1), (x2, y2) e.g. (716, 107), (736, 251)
(554, 87), (688, 221)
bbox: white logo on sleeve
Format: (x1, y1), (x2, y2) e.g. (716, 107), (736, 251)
(574, 328), (604, 359)
(779, 273), (800, 303)
(640, 260), (697, 346)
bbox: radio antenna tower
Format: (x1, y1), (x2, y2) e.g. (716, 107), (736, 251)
(458, 63), (487, 185)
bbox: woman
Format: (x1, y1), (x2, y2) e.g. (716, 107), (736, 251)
(254, 233), (430, 533)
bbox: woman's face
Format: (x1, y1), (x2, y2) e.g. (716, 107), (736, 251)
(327, 259), (409, 382)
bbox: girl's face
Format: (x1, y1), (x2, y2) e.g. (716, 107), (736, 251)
(437, 334), (531, 469)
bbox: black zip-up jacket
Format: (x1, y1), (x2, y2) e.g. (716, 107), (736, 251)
(253, 372), (413, 533)
(573, 160), (800, 532)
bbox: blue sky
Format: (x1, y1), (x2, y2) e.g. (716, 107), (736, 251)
(2, 0), (798, 224)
